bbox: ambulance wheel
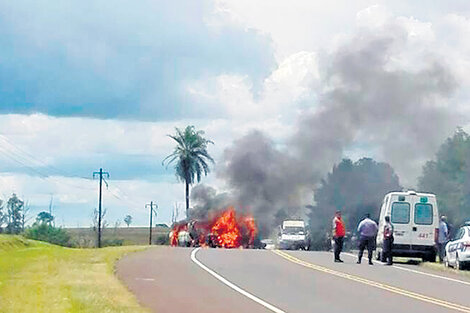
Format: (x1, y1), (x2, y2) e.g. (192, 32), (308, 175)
(444, 256), (450, 268)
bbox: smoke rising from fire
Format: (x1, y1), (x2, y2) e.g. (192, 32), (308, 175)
(192, 17), (463, 236)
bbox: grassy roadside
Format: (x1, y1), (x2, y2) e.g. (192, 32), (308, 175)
(420, 261), (470, 278)
(0, 234), (150, 313)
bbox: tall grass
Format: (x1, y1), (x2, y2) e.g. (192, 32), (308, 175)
(0, 235), (149, 313)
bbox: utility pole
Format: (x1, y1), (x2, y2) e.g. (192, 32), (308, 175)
(146, 201), (158, 245)
(93, 168), (109, 248)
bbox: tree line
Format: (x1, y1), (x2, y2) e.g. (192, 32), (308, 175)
(0, 192), (138, 247)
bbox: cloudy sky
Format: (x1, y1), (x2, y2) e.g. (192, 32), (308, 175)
(1, 0), (470, 227)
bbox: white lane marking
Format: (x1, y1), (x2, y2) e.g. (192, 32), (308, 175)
(135, 278), (155, 282)
(342, 252), (470, 286)
(190, 248), (286, 313)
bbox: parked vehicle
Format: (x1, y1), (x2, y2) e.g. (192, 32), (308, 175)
(376, 191), (439, 262)
(261, 239), (275, 250)
(445, 222), (470, 270)
(278, 220), (308, 250)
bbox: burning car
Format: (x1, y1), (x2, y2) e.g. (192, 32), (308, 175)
(170, 207), (259, 249)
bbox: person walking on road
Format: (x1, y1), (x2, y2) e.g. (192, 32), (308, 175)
(357, 213), (378, 265)
(332, 210), (346, 262)
(383, 216), (394, 265)
(437, 215), (449, 263)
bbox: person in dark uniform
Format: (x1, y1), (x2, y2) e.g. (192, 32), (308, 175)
(383, 216), (394, 265)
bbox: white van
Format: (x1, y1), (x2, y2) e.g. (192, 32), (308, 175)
(278, 220), (308, 250)
(376, 191), (439, 262)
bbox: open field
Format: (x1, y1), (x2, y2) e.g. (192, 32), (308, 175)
(66, 226), (170, 247)
(0, 235), (149, 313)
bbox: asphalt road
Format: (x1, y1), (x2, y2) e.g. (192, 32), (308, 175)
(117, 247), (470, 313)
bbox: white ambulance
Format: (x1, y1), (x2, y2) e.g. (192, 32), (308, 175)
(376, 191), (439, 262)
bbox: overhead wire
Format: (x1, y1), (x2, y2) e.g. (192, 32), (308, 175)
(0, 135), (93, 181)
(0, 134), (142, 212)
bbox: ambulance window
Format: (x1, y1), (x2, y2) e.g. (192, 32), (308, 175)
(391, 202), (410, 224)
(414, 203), (433, 225)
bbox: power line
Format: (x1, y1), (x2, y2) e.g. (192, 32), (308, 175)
(0, 135), (146, 218)
(0, 134), (93, 181)
(0, 143), (94, 191)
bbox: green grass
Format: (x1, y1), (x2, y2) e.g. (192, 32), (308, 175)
(420, 261), (470, 278)
(0, 234), (150, 313)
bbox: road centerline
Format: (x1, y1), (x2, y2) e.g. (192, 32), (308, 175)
(341, 252), (470, 286)
(190, 248), (286, 313)
(272, 249), (470, 313)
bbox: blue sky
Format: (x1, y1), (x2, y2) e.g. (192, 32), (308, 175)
(0, 0), (274, 120)
(1, 0), (470, 227)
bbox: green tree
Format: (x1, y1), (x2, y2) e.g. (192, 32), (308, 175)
(308, 158), (401, 249)
(6, 194), (24, 234)
(124, 215), (132, 227)
(163, 126), (214, 218)
(36, 211), (54, 225)
(418, 128), (470, 226)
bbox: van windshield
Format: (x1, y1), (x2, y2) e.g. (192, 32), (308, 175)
(415, 203), (433, 225)
(283, 227), (304, 235)
(391, 202), (410, 224)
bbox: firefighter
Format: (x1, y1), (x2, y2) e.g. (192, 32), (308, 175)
(383, 216), (394, 265)
(332, 210), (346, 262)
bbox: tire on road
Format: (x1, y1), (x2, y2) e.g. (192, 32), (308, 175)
(456, 254), (465, 270)
(422, 252), (436, 263)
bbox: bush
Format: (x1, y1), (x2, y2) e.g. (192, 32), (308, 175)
(24, 224), (71, 247)
(154, 234), (169, 245)
(101, 238), (124, 247)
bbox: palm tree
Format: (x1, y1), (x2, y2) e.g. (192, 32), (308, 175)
(163, 126), (214, 218)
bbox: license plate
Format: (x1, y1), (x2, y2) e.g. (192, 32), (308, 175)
(395, 231), (405, 236)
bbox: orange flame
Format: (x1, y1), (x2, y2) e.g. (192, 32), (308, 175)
(170, 207), (258, 248)
(211, 208), (241, 248)
(243, 215), (257, 247)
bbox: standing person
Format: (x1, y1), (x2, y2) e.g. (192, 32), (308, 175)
(332, 210), (346, 262)
(383, 216), (394, 265)
(357, 213), (378, 265)
(437, 215), (449, 263)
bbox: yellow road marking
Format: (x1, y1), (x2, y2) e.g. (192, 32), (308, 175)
(273, 250), (470, 313)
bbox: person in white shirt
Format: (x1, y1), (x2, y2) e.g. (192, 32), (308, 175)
(356, 213), (378, 265)
(437, 216), (449, 263)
